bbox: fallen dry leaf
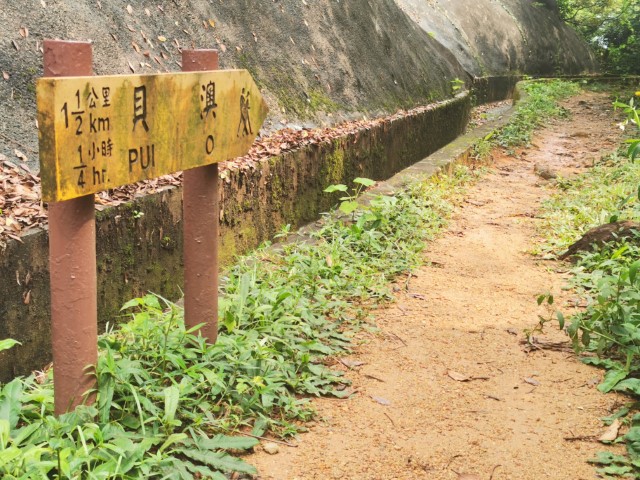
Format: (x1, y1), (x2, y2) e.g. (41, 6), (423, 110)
(157, 35), (167, 42)
(2, 71), (9, 80)
(208, 19), (215, 28)
(14, 149), (28, 162)
(126, 4), (133, 14)
(19, 27), (29, 38)
(339, 359), (365, 368)
(371, 396), (391, 406)
(599, 419), (622, 442)
(524, 377), (540, 386)
(448, 370), (470, 382)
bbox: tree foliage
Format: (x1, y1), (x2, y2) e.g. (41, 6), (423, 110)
(558, 0), (640, 74)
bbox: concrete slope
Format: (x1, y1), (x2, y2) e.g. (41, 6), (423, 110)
(0, 0), (468, 167)
(395, 0), (598, 77)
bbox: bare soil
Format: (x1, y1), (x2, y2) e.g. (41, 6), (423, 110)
(246, 92), (629, 479)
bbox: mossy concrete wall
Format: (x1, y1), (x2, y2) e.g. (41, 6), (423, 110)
(472, 76), (521, 105)
(0, 89), (478, 380)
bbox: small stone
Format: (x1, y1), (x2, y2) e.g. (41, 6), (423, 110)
(263, 442), (280, 455)
(534, 163), (557, 180)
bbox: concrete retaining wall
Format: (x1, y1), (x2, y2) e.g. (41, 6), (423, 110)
(0, 78), (517, 380)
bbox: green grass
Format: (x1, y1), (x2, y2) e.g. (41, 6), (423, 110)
(0, 167), (478, 479)
(537, 88), (640, 478)
(537, 154), (640, 255)
(470, 80), (582, 162)
(493, 80), (581, 150)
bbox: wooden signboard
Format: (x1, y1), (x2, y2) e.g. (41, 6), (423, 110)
(37, 70), (268, 202)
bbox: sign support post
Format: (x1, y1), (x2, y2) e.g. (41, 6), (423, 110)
(37, 41), (267, 414)
(182, 50), (219, 343)
(44, 40), (98, 415)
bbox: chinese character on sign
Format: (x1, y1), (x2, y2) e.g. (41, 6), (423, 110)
(101, 139), (113, 157)
(87, 88), (99, 108)
(102, 87), (111, 107)
(200, 81), (218, 120)
(237, 88), (252, 137)
(133, 86), (149, 132)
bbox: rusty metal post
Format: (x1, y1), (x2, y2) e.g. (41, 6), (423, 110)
(43, 40), (97, 414)
(182, 49), (219, 343)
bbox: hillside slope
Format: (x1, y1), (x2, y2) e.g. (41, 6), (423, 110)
(0, 0), (595, 169)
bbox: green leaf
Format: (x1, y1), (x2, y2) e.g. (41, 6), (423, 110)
(0, 379), (23, 430)
(251, 417), (268, 437)
(195, 434), (259, 451)
(630, 260), (640, 284)
(120, 298), (142, 311)
(178, 448), (258, 474)
(323, 184), (348, 193)
(599, 368), (629, 393)
(185, 462), (228, 480)
(613, 101), (632, 109)
(339, 201), (359, 215)
(12, 421), (42, 446)
(614, 378), (640, 396)
(588, 452), (626, 465)
(611, 244), (629, 259)
(98, 374), (115, 424)
(353, 177), (376, 187)
(598, 464), (633, 475)
(159, 433), (188, 454)
(556, 311), (565, 330)
(627, 140), (640, 162)
(163, 386), (180, 425)
(140, 294), (162, 310)
(0, 418), (9, 448)
(0, 338), (20, 353)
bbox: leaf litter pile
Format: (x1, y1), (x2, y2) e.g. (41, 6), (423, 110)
(0, 97), (460, 247)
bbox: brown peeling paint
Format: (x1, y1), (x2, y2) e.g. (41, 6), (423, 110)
(182, 49), (220, 343)
(44, 40), (98, 415)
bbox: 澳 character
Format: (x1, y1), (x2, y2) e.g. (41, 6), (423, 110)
(200, 80), (218, 120)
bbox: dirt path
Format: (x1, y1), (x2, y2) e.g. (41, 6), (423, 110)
(248, 92), (627, 480)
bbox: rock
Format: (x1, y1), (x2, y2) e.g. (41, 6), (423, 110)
(534, 163), (557, 180)
(559, 221), (640, 261)
(263, 442), (280, 455)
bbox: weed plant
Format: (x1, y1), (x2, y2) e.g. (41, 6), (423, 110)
(538, 154), (640, 255)
(0, 167), (477, 478)
(538, 88), (640, 477)
(469, 80), (581, 163)
(493, 80), (581, 151)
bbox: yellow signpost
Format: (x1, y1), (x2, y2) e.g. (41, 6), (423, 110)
(39, 41), (268, 415)
(37, 70), (268, 202)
